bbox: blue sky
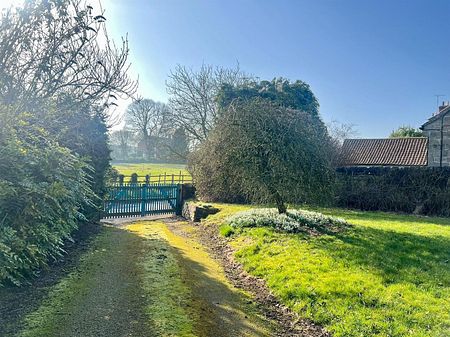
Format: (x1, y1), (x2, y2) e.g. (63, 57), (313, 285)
(7, 0), (450, 137)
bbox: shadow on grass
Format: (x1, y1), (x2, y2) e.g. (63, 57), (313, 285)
(311, 206), (450, 227)
(313, 224), (450, 286)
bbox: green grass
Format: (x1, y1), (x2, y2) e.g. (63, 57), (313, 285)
(209, 204), (450, 337)
(219, 223), (236, 237)
(113, 163), (190, 177)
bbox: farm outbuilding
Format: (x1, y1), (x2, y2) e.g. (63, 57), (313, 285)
(339, 102), (450, 168)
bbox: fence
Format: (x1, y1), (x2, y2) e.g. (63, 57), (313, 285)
(110, 173), (192, 185)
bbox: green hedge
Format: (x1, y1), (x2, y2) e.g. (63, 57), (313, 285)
(336, 167), (450, 216)
(0, 108), (93, 285)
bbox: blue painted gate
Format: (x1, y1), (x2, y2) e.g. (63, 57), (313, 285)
(103, 183), (181, 218)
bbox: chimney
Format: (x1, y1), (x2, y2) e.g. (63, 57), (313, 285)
(438, 101), (450, 113)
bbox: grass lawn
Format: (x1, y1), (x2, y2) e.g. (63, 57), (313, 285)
(206, 204), (450, 337)
(113, 163), (190, 178)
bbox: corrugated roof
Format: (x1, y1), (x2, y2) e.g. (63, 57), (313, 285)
(339, 138), (428, 167)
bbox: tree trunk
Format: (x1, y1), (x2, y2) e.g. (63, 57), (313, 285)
(274, 193), (287, 214)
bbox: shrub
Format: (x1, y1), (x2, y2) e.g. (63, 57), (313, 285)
(336, 167), (450, 216)
(224, 208), (348, 234)
(0, 107), (93, 285)
(219, 224), (235, 237)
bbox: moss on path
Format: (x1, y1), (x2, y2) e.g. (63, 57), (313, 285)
(133, 221), (274, 336)
(18, 227), (154, 337)
(12, 220), (275, 337)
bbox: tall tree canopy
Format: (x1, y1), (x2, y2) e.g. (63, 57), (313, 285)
(0, 0), (135, 284)
(125, 98), (169, 139)
(125, 98), (170, 160)
(218, 78), (319, 117)
(0, 0), (136, 110)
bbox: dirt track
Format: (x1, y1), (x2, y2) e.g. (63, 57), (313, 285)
(1, 219), (277, 337)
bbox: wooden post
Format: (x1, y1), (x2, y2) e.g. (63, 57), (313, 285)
(141, 181), (147, 216)
(131, 173), (138, 184)
(175, 184), (183, 216)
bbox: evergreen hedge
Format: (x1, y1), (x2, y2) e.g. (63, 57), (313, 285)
(336, 167), (450, 216)
(0, 107), (94, 285)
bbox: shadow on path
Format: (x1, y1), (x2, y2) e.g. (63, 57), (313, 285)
(0, 223), (102, 337)
(2, 220), (275, 337)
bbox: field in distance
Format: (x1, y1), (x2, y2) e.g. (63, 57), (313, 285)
(113, 163), (190, 178)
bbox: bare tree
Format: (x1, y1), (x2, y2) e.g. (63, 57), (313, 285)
(0, 0), (137, 115)
(327, 120), (358, 166)
(110, 128), (135, 159)
(166, 63), (248, 144)
(125, 98), (170, 159)
(327, 120), (358, 147)
(125, 98), (169, 137)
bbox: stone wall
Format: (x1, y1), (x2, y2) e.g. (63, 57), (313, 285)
(181, 202), (219, 222)
(422, 113), (450, 167)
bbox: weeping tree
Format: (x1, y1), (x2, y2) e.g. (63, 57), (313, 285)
(190, 98), (335, 213)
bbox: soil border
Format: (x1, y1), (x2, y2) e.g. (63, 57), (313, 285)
(182, 218), (332, 337)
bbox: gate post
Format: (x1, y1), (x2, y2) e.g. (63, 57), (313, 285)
(141, 182), (147, 217)
(175, 184), (183, 216)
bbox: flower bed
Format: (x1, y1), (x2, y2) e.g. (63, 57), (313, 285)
(224, 208), (348, 234)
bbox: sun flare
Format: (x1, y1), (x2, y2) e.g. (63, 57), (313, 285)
(1, 0), (24, 10)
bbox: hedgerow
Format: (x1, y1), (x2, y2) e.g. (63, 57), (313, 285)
(0, 107), (94, 285)
(224, 208), (348, 234)
(0, 0), (133, 286)
(336, 167), (450, 216)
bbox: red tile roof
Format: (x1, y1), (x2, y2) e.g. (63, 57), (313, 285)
(339, 138), (428, 167)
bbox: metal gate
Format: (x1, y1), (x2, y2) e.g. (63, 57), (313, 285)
(103, 183), (181, 218)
